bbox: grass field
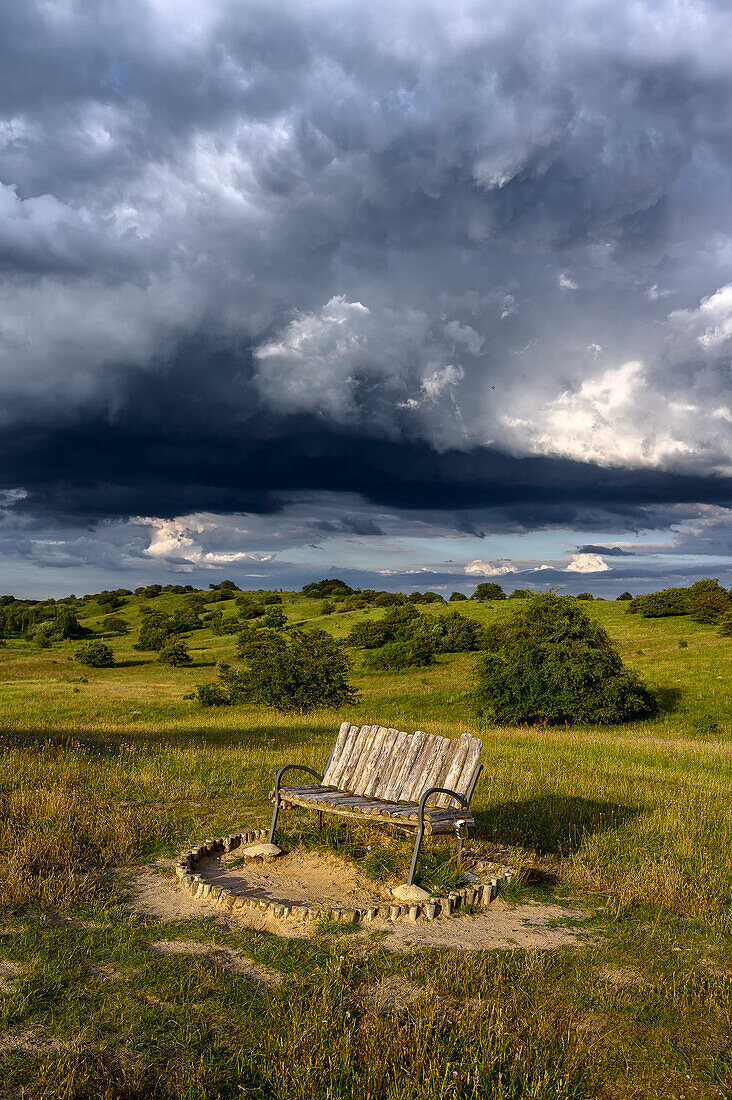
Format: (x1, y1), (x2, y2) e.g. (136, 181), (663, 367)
(1, 591), (732, 1098)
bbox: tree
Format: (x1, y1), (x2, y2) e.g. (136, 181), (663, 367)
(474, 593), (657, 725)
(244, 628), (357, 714)
(471, 583), (506, 601)
(301, 578), (355, 599)
(718, 612), (732, 637)
(616, 592), (633, 601)
(365, 638), (435, 670)
(509, 589), (534, 599)
(262, 604), (287, 630)
(76, 641), (114, 668)
(158, 638), (193, 666)
(448, 592), (468, 601)
(103, 615), (128, 634)
(136, 612), (175, 651)
(689, 590), (730, 624)
(575, 592), (594, 600)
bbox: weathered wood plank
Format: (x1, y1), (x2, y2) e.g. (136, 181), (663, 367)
(327, 724), (361, 788)
(325, 724), (358, 787)
(363, 726), (399, 797)
(351, 726), (387, 795)
(435, 736), (470, 807)
(374, 730), (409, 801)
(339, 725), (373, 791)
(322, 721), (352, 786)
(389, 730), (426, 802)
(417, 734), (453, 804)
(454, 737), (482, 797)
(426, 738), (459, 808)
(401, 733), (438, 802)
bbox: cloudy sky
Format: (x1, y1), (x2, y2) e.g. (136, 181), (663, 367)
(1, 0), (732, 597)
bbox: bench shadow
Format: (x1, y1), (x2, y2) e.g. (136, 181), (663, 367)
(472, 795), (641, 857)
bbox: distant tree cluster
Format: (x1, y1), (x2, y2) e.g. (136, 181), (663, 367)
(626, 579), (732, 629)
(344, 603), (485, 670)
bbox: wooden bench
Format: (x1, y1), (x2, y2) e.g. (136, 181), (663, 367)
(267, 722), (483, 895)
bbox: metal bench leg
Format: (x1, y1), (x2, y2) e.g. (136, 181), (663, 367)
(316, 810), (323, 832)
(406, 820), (426, 888)
(456, 824), (467, 868)
(268, 796), (282, 845)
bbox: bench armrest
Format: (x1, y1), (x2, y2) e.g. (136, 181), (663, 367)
(273, 763), (323, 797)
(418, 786), (469, 814)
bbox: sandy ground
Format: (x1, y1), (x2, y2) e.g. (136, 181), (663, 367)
(124, 858), (597, 952)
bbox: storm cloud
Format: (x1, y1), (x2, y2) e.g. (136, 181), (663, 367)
(0, 0), (731, 592)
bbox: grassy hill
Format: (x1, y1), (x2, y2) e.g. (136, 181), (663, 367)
(1, 588), (732, 1098)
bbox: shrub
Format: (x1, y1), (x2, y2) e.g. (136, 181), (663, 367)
(509, 589), (534, 599)
(158, 639), (192, 666)
(471, 583), (506, 601)
(365, 638), (435, 670)
(321, 600), (335, 615)
(474, 593), (658, 725)
(689, 591), (730, 624)
(102, 615), (128, 634)
(616, 591), (633, 601)
(373, 592), (407, 607)
(196, 682), (230, 706)
(718, 612), (732, 637)
(244, 628), (357, 713)
(448, 592), (468, 601)
(76, 641), (114, 668)
(629, 588), (690, 618)
(575, 592), (594, 600)
(345, 620), (393, 649)
(262, 604), (287, 630)
(433, 610), (480, 653)
(301, 579), (355, 599)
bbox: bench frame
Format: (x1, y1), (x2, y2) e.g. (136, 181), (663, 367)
(268, 740), (482, 888)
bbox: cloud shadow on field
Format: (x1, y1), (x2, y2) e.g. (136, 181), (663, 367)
(473, 795), (642, 857)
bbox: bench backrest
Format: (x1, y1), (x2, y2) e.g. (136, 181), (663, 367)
(322, 723), (482, 809)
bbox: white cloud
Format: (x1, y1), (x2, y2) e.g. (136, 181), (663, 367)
(558, 272), (578, 290)
(465, 559), (514, 576)
(566, 553), (610, 573)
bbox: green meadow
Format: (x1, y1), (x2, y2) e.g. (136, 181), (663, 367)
(1, 590), (732, 1098)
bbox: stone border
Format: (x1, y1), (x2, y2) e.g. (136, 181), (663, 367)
(175, 830), (515, 924)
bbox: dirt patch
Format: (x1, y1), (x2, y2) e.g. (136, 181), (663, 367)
(146, 940), (282, 987)
(41, 915), (99, 931)
(361, 976), (488, 1021)
(0, 927), (22, 937)
(573, 1012), (608, 1035)
(82, 965), (121, 981)
(0, 960), (24, 995)
(380, 898), (596, 952)
(209, 848), (395, 909)
(597, 966), (650, 989)
(125, 861), (596, 953)
(362, 976), (424, 1013)
(0, 1030), (68, 1056)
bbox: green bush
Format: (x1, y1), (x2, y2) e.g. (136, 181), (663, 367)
(158, 638), (192, 666)
(433, 610), (480, 653)
(628, 588), (690, 618)
(616, 591), (633, 601)
(102, 615), (128, 635)
(345, 620), (393, 648)
(718, 612), (732, 637)
(365, 638), (435, 670)
(509, 589), (534, 599)
(689, 591), (730, 624)
(448, 592), (468, 601)
(474, 593), (658, 725)
(262, 604), (287, 630)
(196, 682), (230, 706)
(243, 628), (357, 713)
(471, 582), (506, 601)
(75, 641), (114, 668)
(575, 592), (593, 600)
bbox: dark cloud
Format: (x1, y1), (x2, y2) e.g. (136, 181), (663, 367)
(1, 1), (732, 592)
(576, 544), (635, 556)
